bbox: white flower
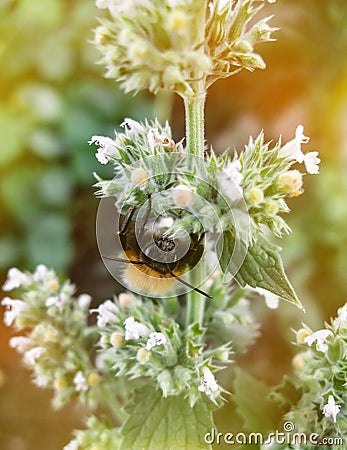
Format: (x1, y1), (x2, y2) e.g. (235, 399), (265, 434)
(334, 304), (347, 329)
(278, 125), (320, 174)
(147, 128), (162, 151)
(124, 316), (150, 340)
(9, 336), (32, 353)
(252, 287), (280, 309)
(146, 332), (167, 350)
(121, 118), (144, 136)
(94, 300), (119, 327)
(1, 297), (27, 326)
(147, 128), (174, 152)
(45, 296), (60, 307)
(279, 125), (309, 162)
(225, 160), (243, 185)
(233, 210), (251, 244)
(77, 294), (92, 309)
(33, 374), (50, 388)
(323, 395), (341, 423)
(24, 347), (45, 366)
(73, 371), (88, 392)
(88, 135), (119, 164)
(218, 160), (243, 202)
(33, 264), (50, 282)
(45, 293), (68, 310)
(303, 151), (320, 175)
(3, 267), (31, 291)
(304, 329), (333, 353)
(63, 439), (80, 450)
(198, 367), (219, 399)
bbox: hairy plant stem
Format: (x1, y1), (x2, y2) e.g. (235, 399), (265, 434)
(100, 383), (127, 422)
(184, 91), (206, 158)
(184, 90), (207, 327)
(186, 263), (206, 327)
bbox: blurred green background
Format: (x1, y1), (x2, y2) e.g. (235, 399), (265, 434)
(0, 0), (347, 448)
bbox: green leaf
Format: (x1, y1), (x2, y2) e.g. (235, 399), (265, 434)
(120, 385), (214, 450)
(269, 375), (303, 412)
(218, 230), (303, 310)
(233, 368), (281, 433)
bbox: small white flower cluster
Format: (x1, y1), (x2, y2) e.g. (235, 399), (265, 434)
(94, 0), (211, 96)
(91, 119), (189, 218)
(286, 304), (347, 437)
(95, 294), (226, 405)
(63, 416), (122, 450)
(2, 266), (103, 409)
(94, 0), (276, 96)
(89, 118), (178, 166)
(235, 124), (320, 239)
(206, 0), (277, 88)
(91, 118), (320, 249)
(2, 265), (61, 326)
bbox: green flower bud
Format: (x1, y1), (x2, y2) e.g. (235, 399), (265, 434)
(246, 187), (264, 206)
(277, 170), (303, 195)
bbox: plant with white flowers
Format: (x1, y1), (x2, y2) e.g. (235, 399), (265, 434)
(285, 305), (347, 436)
(256, 304), (347, 450)
(3, 1), (344, 450)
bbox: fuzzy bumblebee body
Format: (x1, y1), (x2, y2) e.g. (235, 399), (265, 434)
(118, 214), (205, 296)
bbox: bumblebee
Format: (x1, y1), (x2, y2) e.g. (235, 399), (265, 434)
(104, 206), (211, 298)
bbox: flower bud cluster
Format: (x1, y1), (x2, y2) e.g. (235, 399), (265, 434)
(94, 0), (277, 96)
(94, 0), (210, 96)
(95, 292), (231, 406)
(91, 119), (320, 242)
(91, 118), (187, 211)
(63, 416), (121, 450)
(2, 265), (103, 409)
(283, 304), (347, 439)
(238, 125), (320, 238)
(205, 0), (278, 88)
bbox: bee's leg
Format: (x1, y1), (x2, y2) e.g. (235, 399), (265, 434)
(191, 232), (205, 252)
(118, 207), (135, 235)
(168, 265), (212, 299)
(141, 194), (152, 230)
(197, 232), (205, 244)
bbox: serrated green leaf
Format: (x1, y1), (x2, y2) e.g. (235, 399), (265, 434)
(233, 368), (281, 433)
(120, 385), (214, 450)
(217, 230), (303, 310)
(269, 375), (303, 412)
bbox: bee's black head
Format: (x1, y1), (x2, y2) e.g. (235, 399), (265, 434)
(154, 236), (175, 252)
